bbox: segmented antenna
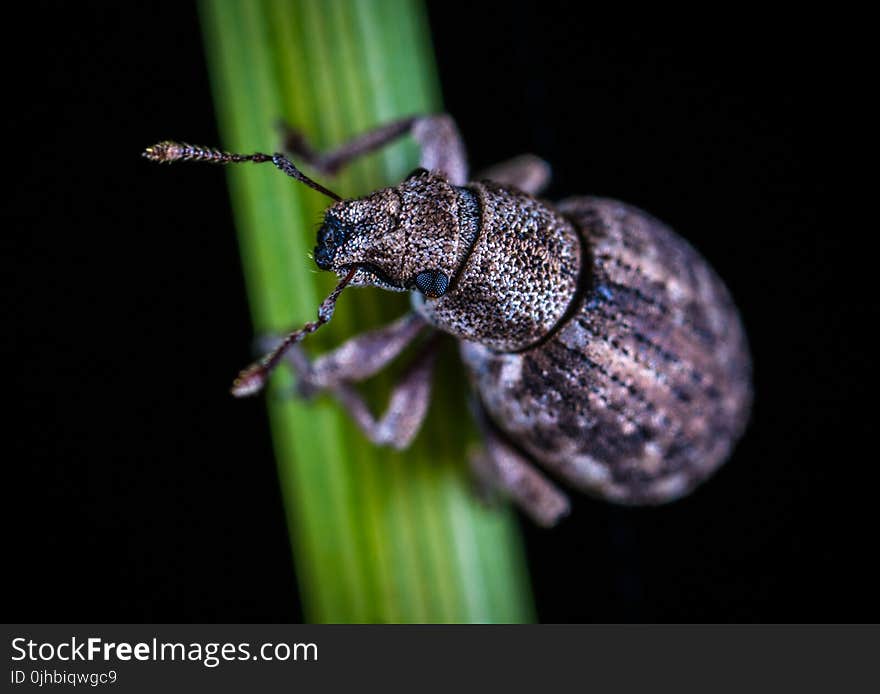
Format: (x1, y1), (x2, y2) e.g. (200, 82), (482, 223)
(143, 140), (341, 201)
(231, 267), (358, 397)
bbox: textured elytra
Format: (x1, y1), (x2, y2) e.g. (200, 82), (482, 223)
(461, 197), (752, 503)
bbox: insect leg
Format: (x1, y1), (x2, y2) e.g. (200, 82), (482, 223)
(470, 404), (570, 527)
(476, 154), (552, 195)
(329, 338), (439, 450)
(230, 268), (355, 397)
(280, 114), (469, 184)
(256, 312), (428, 396)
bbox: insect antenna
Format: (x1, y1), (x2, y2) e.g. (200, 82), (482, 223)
(143, 140), (341, 202)
(230, 266), (357, 397)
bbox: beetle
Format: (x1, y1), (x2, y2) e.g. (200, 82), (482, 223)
(144, 114), (752, 526)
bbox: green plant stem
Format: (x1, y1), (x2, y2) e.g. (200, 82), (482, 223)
(200, 0), (534, 623)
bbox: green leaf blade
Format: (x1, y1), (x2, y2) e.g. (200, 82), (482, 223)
(200, 0), (535, 624)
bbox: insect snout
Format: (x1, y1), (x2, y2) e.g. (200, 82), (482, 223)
(314, 217), (348, 270)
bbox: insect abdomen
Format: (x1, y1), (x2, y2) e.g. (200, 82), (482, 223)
(461, 197), (752, 504)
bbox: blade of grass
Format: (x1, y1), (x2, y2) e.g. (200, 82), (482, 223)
(200, 0), (534, 623)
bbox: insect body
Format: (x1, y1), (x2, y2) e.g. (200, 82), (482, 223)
(144, 114), (752, 526)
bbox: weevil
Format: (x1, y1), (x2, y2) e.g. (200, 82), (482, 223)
(144, 114), (752, 526)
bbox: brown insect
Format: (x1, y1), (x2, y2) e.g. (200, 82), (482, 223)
(144, 114), (752, 526)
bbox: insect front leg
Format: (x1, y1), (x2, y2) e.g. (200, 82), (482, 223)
(470, 403), (571, 527)
(477, 154), (552, 195)
(279, 114), (469, 184)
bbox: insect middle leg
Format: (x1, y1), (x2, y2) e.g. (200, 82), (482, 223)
(263, 313), (437, 449)
(332, 340), (438, 450)
(279, 114), (469, 184)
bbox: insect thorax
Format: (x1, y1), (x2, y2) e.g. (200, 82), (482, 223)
(415, 181), (582, 352)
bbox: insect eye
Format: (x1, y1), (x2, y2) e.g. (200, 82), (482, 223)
(414, 270), (449, 298)
(318, 217), (347, 248)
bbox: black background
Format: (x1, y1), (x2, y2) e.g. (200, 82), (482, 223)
(6, 3), (869, 622)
